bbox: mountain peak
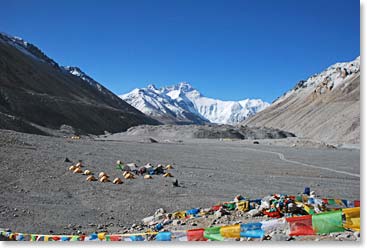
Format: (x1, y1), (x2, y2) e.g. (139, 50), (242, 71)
(63, 66), (85, 77)
(147, 84), (158, 91)
(177, 82), (194, 92)
(120, 83), (269, 125)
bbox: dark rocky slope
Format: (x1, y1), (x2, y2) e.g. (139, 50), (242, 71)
(0, 33), (159, 135)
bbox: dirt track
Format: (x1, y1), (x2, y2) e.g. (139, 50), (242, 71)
(0, 130), (360, 234)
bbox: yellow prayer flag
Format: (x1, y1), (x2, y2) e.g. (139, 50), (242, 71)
(343, 207), (360, 231)
(98, 232), (106, 240)
(236, 201), (249, 212)
(220, 224), (241, 238)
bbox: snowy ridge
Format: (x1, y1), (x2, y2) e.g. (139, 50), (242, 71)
(0, 33), (107, 93)
(62, 66), (104, 92)
(120, 84), (208, 124)
(120, 82), (269, 125)
(274, 56), (360, 104)
(0, 32), (58, 67)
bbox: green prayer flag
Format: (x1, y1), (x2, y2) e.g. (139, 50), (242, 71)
(312, 210), (344, 234)
(224, 202), (236, 210)
(70, 235), (79, 241)
(204, 226), (224, 241)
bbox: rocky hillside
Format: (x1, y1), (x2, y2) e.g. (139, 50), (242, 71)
(0, 33), (159, 135)
(109, 124), (295, 141)
(244, 57), (360, 144)
(120, 82), (269, 125)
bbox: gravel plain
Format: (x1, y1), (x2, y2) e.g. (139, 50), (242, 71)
(0, 129), (360, 235)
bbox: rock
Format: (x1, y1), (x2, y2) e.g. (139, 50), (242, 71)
(148, 138), (158, 143)
(191, 222), (197, 226)
(154, 208), (165, 216)
(172, 179), (179, 187)
(214, 210), (222, 218)
(172, 220), (181, 225)
(271, 234), (290, 241)
(64, 157), (71, 163)
(246, 209), (261, 217)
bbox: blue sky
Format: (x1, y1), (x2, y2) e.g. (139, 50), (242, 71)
(1, 0), (360, 102)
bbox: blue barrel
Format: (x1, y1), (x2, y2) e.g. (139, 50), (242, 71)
(304, 187), (310, 195)
(186, 208), (200, 215)
(155, 223), (163, 231)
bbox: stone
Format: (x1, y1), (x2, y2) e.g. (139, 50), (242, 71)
(172, 220), (181, 225)
(271, 234), (290, 241)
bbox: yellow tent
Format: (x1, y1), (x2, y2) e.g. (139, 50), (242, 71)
(99, 172), (108, 178)
(86, 175), (96, 181)
(100, 175), (109, 182)
(113, 177), (123, 184)
(144, 175), (153, 179)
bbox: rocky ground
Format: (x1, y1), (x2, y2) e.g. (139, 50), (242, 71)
(0, 129), (360, 240)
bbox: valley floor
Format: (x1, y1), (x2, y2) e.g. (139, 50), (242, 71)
(0, 129), (360, 234)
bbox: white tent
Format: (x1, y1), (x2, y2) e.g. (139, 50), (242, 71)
(126, 163), (138, 171)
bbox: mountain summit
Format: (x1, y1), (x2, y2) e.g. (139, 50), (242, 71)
(120, 83), (269, 125)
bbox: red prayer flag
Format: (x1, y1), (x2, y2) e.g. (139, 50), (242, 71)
(212, 205), (221, 211)
(187, 228), (207, 241)
(286, 215), (315, 236)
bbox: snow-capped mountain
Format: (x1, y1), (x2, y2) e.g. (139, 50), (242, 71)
(119, 84), (208, 124)
(120, 82), (269, 125)
(245, 56), (360, 144)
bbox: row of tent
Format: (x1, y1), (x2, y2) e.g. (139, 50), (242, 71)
(67, 161), (174, 184)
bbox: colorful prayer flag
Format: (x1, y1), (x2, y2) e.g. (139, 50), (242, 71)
(286, 215), (315, 236)
(312, 210), (344, 234)
(343, 207), (360, 231)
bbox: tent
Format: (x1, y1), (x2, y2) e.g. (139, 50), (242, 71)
(120, 163), (138, 171)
